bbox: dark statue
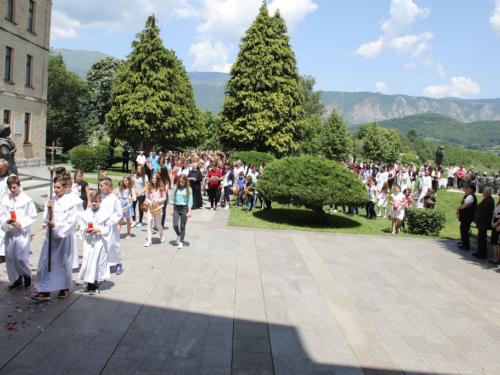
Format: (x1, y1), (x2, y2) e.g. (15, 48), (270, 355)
(0, 125), (18, 175)
(435, 146), (445, 166)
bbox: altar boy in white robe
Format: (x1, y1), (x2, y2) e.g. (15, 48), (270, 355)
(99, 178), (123, 275)
(0, 176), (38, 290)
(78, 190), (112, 295)
(32, 177), (82, 301)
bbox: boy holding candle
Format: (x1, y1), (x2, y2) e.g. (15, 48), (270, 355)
(0, 176), (38, 290)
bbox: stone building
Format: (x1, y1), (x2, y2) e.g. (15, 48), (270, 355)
(1, 0), (51, 168)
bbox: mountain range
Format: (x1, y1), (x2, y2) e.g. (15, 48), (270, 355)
(54, 48), (500, 126)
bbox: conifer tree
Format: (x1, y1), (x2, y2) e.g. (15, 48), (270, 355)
(321, 108), (350, 161)
(106, 15), (205, 151)
(220, 3), (306, 156)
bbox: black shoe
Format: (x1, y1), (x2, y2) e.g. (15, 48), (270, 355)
(57, 289), (70, 299)
(8, 276), (23, 291)
(84, 283), (96, 293)
(474, 254), (487, 259)
(471, 252), (479, 256)
(458, 246), (470, 251)
(23, 275), (32, 288)
(31, 292), (50, 301)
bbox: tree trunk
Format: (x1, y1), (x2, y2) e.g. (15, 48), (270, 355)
(306, 205), (327, 221)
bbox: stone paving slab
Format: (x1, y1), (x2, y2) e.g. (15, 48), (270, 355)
(1, 195), (500, 374)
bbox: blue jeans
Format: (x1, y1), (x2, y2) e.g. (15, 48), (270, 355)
(247, 195), (255, 211)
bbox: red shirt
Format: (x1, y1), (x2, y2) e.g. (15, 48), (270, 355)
(207, 169), (222, 190)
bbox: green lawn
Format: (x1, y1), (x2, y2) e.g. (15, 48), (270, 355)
(228, 188), (488, 240)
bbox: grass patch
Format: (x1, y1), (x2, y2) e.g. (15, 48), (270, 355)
(229, 189), (486, 240)
(71, 162), (132, 177)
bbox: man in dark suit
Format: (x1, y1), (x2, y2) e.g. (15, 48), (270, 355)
(457, 184), (477, 251)
(473, 187), (495, 259)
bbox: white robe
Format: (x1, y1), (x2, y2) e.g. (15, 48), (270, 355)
(36, 194), (81, 293)
(67, 192), (84, 269)
(78, 208), (112, 283)
(0, 174), (13, 257)
(421, 176), (432, 196)
(0, 192), (38, 281)
(100, 193), (123, 267)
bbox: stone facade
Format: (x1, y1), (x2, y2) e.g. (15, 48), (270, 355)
(0, 0), (51, 168)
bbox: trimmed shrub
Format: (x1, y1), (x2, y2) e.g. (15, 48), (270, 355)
(69, 145), (96, 172)
(228, 151), (275, 168)
(94, 145), (112, 169)
(406, 209), (446, 236)
(257, 156), (367, 219)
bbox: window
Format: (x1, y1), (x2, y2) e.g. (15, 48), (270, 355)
(6, 0), (14, 21)
(28, 1), (35, 32)
(26, 55), (32, 86)
(3, 110), (11, 126)
(4, 47), (13, 81)
(24, 113), (31, 143)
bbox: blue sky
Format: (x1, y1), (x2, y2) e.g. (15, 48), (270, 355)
(51, 0), (500, 99)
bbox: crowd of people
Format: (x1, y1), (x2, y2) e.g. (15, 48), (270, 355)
(1, 151), (499, 300)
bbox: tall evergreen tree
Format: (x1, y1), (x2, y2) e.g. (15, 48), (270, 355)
(105, 15), (205, 151)
(321, 108), (350, 161)
(220, 3), (306, 156)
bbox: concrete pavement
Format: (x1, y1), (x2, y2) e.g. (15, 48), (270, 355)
(1, 196), (500, 374)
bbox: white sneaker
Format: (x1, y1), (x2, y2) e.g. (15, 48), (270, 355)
(377, 214), (382, 217)
(125, 234), (132, 240)
(176, 236), (181, 245)
(178, 242), (183, 249)
(383, 216), (387, 219)
(333, 209), (338, 213)
(144, 240), (151, 247)
(329, 208), (333, 212)
(151, 228), (158, 234)
(131, 222), (137, 228)
(225, 206), (230, 210)
(160, 235), (165, 243)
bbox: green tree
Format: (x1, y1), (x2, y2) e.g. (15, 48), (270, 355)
(361, 122), (401, 162)
(105, 15), (205, 152)
(199, 110), (222, 151)
(220, 4), (306, 156)
(300, 75), (325, 118)
(47, 53), (92, 152)
(257, 156), (367, 219)
(321, 108), (350, 161)
(87, 57), (124, 130)
(298, 116), (323, 155)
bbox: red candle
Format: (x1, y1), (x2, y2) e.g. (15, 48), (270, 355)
(10, 211), (16, 220)
(88, 222), (93, 229)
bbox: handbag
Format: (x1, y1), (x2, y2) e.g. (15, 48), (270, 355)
(122, 201), (131, 213)
(140, 203), (149, 212)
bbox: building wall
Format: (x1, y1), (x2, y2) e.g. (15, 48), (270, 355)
(0, 0), (51, 167)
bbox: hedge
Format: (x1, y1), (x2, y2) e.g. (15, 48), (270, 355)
(257, 156), (367, 219)
(228, 151), (275, 168)
(406, 208), (446, 236)
(69, 145), (112, 172)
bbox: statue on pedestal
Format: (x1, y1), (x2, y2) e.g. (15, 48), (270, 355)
(0, 125), (18, 176)
(435, 146), (445, 166)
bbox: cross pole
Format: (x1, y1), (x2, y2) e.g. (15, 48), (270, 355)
(43, 143), (63, 272)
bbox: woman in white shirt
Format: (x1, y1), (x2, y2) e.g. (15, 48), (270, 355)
(389, 185), (407, 234)
(421, 170), (432, 197)
(400, 168), (410, 193)
(132, 165), (149, 228)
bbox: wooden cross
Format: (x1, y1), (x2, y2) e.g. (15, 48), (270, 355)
(43, 142), (63, 171)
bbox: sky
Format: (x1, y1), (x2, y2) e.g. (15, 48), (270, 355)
(50, 0), (500, 99)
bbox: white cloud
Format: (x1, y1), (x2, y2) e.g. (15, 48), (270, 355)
(491, 0), (500, 37)
(423, 77), (481, 99)
(375, 82), (388, 94)
(51, 0), (190, 39)
(268, 0), (318, 33)
(353, 0), (445, 77)
(189, 37), (232, 72)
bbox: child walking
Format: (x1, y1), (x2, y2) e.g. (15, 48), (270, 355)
(78, 191), (112, 295)
(32, 177), (82, 300)
(99, 178), (124, 275)
(144, 173), (166, 247)
(0, 176), (38, 290)
(170, 174), (193, 249)
(117, 175), (135, 240)
(377, 182), (390, 218)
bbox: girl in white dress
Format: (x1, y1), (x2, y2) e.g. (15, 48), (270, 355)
(389, 185), (407, 234)
(377, 182), (390, 218)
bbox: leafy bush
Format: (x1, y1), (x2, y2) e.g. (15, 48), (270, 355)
(228, 151), (275, 168)
(69, 145), (96, 172)
(257, 156), (367, 219)
(94, 145), (112, 169)
(406, 209), (446, 236)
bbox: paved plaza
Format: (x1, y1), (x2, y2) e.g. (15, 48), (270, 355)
(1, 199), (500, 374)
